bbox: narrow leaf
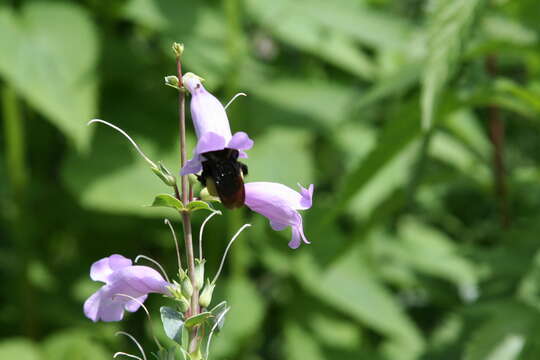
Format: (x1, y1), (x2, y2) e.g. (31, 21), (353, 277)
(185, 312), (213, 328)
(150, 194), (184, 211)
(421, 0), (486, 129)
(187, 201), (214, 213)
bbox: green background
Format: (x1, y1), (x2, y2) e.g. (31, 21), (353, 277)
(2, 0), (540, 359)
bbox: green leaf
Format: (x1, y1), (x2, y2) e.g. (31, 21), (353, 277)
(155, 0), (230, 88)
(42, 330), (109, 360)
(187, 201), (214, 213)
(295, 246), (424, 359)
(333, 101), (420, 216)
(285, 323), (325, 360)
(421, 0), (487, 129)
(0, 3), (99, 150)
(122, 0), (167, 31)
(397, 217), (478, 294)
(150, 194), (184, 211)
(244, 127), (314, 188)
(155, 347), (180, 360)
(63, 129), (194, 216)
(310, 314), (361, 350)
(184, 312), (213, 328)
(430, 131), (490, 184)
(355, 64), (421, 110)
(482, 15), (538, 47)
(160, 306), (184, 343)
(346, 138), (418, 221)
(464, 302), (538, 360)
(495, 78), (540, 113)
(247, 80), (355, 129)
(211, 276), (265, 358)
(0, 339), (41, 360)
(247, 0), (414, 51)
(246, 0), (375, 80)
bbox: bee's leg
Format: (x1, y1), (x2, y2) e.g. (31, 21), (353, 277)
(196, 174), (206, 186)
(198, 162), (210, 187)
(240, 162), (248, 176)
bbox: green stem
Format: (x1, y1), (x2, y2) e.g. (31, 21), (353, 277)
(405, 128), (434, 210)
(2, 84), (36, 337)
(223, 0), (249, 278)
(2, 85), (27, 193)
(223, 0), (243, 92)
(485, 55), (509, 228)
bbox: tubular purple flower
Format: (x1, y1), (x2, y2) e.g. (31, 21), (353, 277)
(181, 73), (254, 175)
(244, 182), (314, 249)
(84, 254), (170, 322)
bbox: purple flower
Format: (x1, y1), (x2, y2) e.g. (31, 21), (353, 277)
(181, 73), (254, 175)
(244, 182), (314, 249)
(84, 254), (170, 322)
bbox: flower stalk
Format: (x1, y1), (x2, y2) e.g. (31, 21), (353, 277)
(174, 43), (201, 353)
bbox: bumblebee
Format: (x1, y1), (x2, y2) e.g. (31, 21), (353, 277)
(198, 148), (248, 209)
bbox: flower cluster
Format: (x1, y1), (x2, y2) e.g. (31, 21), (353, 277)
(182, 72), (314, 249)
(83, 57), (314, 360)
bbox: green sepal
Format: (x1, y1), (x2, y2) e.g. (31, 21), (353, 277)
(199, 188), (220, 203)
(199, 279), (215, 308)
(189, 348), (203, 360)
(150, 194), (184, 211)
(184, 311), (213, 328)
(187, 200), (214, 213)
(194, 259), (205, 290)
(181, 275), (193, 298)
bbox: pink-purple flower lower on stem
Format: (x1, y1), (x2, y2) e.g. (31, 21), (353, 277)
(180, 72), (254, 175)
(84, 254), (171, 322)
(244, 182), (314, 249)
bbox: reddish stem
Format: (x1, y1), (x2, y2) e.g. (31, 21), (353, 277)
(485, 55), (510, 228)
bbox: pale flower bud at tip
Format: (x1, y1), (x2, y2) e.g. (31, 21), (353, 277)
(172, 42), (184, 57)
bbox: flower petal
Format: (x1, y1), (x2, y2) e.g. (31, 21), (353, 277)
(111, 265), (170, 295)
(125, 294), (148, 312)
(227, 131), (254, 151)
(183, 73), (232, 141)
(196, 132), (227, 155)
(84, 257), (170, 322)
(181, 154), (203, 175)
(288, 227), (302, 249)
(270, 220), (288, 231)
(245, 182), (313, 249)
(83, 290), (101, 322)
(90, 254), (132, 283)
(298, 184), (314, 210)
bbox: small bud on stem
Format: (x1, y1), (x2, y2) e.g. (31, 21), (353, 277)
(172, 42), (184, 58)
(164, 75), (180, 89)
(194, 259), (205, 290)
(199, 279), (215, 308)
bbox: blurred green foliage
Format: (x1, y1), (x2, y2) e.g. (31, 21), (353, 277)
(2, 0), (540, 359)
